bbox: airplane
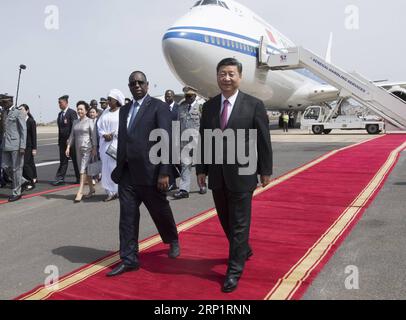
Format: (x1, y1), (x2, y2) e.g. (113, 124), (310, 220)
(162, 0), (406, 112)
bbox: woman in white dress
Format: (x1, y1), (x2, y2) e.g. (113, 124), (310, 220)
(97, 89), (125, 201)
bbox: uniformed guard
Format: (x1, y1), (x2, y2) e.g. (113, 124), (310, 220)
(173, 87), (206, 199)
(0, 94), (28, 202)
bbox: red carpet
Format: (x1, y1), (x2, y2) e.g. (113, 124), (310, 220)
(17, 134), (406, 300)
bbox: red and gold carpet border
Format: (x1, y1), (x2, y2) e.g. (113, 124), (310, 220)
(265, 138), (406, 300)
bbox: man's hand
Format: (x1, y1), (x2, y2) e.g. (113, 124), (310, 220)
(32, 149), (37, 156)
(197, 174), (207, 188)
(65, 148), (70, 158)
(19, 148), (25, 155)
(158, 175), (169, 192)
(104, 134), (113, 142)
(260, 175), (271, 188)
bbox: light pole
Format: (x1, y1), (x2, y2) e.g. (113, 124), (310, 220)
(15, 64), (27, 107)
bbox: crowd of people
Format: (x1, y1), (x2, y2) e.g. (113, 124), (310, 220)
(0, 85), (209, 204)
(1, 58), (274, 293)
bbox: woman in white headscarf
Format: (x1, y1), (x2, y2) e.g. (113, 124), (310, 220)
(97, 89), (125, 201)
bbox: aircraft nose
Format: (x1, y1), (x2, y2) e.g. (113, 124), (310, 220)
(162, 29), (202, 82)
(162, 28), (218, 98)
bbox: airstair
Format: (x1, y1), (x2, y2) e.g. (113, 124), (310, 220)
(258, 37), (406, 129)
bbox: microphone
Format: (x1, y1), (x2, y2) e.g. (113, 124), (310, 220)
(20, 64), (27, 70)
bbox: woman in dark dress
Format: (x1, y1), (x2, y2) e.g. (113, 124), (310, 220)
(21, 104), (38, 190)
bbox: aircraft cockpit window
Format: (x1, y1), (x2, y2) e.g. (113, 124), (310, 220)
(219, 1), (229, 9)
(193, 1), (203, 7)
(201, 0), (219, 5)
(196, 0), (230, 9)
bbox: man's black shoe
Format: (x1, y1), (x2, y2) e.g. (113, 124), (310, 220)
(8, 195), (22, 202)
(173, 190), (189, 199)
(26, 183), (35, 191)
(106, 263), (139, 277)
(222, 276), (239, 293)
(21, 181), (30, 192)
(168, 241), (180, 259)
(167, 183), (178, 192)
(52, 180), (65, 186)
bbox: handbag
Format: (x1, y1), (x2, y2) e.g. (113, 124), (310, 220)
(87, 156), (102, 176)
(106, 143), (117, 160)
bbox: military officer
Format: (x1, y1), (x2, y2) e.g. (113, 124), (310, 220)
(0, 94), (27, 202)
(173, 87), (206, 199)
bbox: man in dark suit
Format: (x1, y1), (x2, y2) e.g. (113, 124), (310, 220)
(164, 89), (180, 191)
(107, 71), (180, 277)
(53, 95), (80, 185)
(21, 104), (38, 191)
(196, 58), (273, 293)
(165, 90), (179, 120)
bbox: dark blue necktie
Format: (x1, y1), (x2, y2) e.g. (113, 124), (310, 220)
(127, 101), (140, 131)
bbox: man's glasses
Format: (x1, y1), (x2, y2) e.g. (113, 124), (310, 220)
(129, 80), (146, 87)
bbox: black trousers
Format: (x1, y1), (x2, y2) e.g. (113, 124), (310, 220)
(55, 141), (80, 182)
(118, 167), (178, 266)
(23, 148), (37, 182)
(212, 183), (253, 278)
(169, 165), (180, 186)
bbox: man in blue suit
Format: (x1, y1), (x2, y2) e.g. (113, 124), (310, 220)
(107, 71), (180, 277)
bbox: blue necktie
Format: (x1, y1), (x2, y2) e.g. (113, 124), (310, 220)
(127, 101), (140, 130)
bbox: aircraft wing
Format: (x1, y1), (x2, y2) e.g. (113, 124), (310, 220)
(306, 84), (340, 104)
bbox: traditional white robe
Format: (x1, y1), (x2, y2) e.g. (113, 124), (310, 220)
(97, 108), (119, 195)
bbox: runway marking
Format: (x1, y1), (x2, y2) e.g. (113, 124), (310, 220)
(0, 184), (79, 205)
(17, 135), (383, 300)
(38, 143), (58, 147)
(265, 138), (406, 300)
(36, 161), (60, 167)
(37, 138), (57, 141)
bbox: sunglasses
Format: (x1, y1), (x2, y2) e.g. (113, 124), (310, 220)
(129, 80), (146, 87)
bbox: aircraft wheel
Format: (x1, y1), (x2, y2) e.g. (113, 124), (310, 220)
(312, 125), (324, 135)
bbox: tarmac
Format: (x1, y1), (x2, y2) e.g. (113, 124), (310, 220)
(0, 125), (405, 300)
